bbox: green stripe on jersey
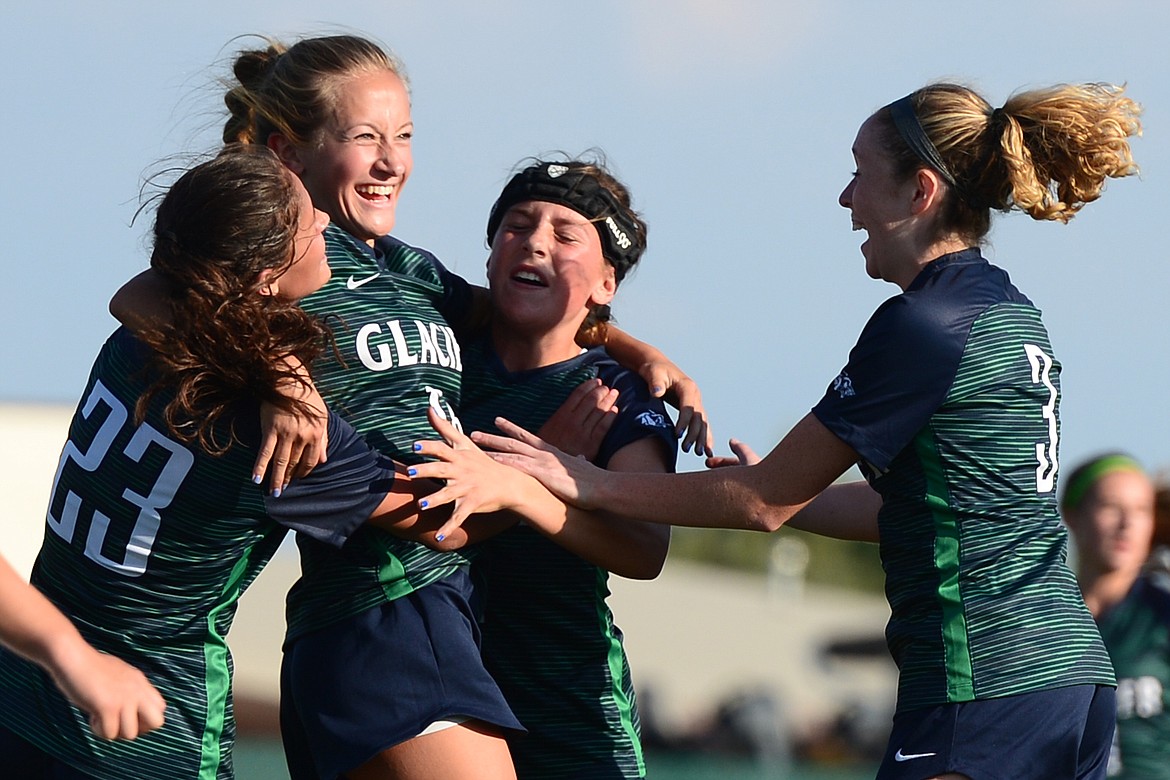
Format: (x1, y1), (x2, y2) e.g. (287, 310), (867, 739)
(915, 429), (975, 701)
(600, 564), (646, 775)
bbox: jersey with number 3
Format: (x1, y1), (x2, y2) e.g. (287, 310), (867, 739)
(812, 248), (1114, 712)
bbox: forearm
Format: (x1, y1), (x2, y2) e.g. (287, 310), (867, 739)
(587, 414), (857, 532)
(523, 500), (669, 580)
(590, 468), (792, 531)
(0, 557), (93, 676)
(785, 480), (881, 542)
(509, 438), (671, 578)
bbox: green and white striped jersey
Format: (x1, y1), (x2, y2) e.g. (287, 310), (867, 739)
(0, 329), (393, 779)
(813, 249), (1114, 712)
(284, 226), (473, 641)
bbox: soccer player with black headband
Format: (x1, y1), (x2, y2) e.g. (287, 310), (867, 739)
(453, 157), (676, 778)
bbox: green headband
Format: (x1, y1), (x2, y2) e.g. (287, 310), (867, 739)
(1061, 454), (1144, 511)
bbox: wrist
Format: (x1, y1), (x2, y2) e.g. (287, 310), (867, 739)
(509, 474), (560, 524)
(42, 629), (93, 681)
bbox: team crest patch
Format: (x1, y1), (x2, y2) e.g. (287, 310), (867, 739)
(831, 371), (856, 398)
(546, 164), (569, 178)
(636, 410), (670, 429)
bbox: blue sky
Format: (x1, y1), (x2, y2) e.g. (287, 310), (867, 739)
(3, 0), (1167, 475)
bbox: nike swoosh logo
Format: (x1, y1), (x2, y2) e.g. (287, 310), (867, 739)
(894, 749), (938, 762)
(346, 273), (381, 290)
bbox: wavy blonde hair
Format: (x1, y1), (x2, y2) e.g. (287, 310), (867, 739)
(222, 34), (407, 148)
(876, 82), (1141, 242)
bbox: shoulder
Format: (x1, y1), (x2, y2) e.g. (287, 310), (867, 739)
(864, 251), (1035, 357)
(585, 348), (661, 408)
(588, 348), (678, 467)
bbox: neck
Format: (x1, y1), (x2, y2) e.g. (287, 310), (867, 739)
(491, 320), (584, 373)
(1077, 565), (1141, 618)
(894, 235), (971, 290)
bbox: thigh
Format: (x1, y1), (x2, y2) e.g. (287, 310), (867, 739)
(345, 721), (515, 780)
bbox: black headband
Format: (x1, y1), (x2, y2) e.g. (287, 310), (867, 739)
(887, 95), (959, 190)
(485, 162), (643, 282)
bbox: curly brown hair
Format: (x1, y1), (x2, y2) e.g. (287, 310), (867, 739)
(136, 144), (326, 454)
(874, 82), (1141, 243)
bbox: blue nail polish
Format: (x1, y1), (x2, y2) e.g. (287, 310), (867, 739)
(413, 443), (423, 452)
(273, 487), (282, 498)
(407, 468), (417, 477)
(252, 475), (262, 484)
(419, 500), (428, 509)
(435, 533), (445, 542)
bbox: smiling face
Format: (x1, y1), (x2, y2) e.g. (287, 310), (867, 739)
(280, 69), (412, 246)
(1068, 469), (1156, 578)
(268, 176), (332, 301)
(486, 200), (616, 349)
(838, 116), (921, 287)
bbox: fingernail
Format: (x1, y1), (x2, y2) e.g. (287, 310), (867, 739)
(413, 443), (423, 452)
(273, 487), (282, 498)
(419, 500), (428, 509)
(252, 475), (262, 484)
(435, 533), (445, 542)
(407, 468), (417, 477)
(652, 385), (664, 395)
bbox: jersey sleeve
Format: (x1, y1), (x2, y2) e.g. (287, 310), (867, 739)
(811, 294), (966, 473)
(262, 413), (396, 547)
(594, 362), (678, 472)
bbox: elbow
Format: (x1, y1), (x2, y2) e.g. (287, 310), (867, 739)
(745, 501), (790, 534)
(614, 561), (664, 581)
(612, 538), (669, 581)
(622, 555), (666, 581)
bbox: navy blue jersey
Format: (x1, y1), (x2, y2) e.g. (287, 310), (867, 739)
(813, 249), (1113, 712)
(0, 328), (394, 780)
(460, 333), (676, 778)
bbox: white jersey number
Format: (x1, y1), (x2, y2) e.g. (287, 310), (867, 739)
(1024, 344), (1059, 493)
(46, 380), (195, 577)
(423, 385), (463, 433)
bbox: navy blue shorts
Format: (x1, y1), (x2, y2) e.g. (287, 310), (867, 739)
(876, 684), (1115, 780)
(0, 725), (96, 780)
(280, 569), (522, 780)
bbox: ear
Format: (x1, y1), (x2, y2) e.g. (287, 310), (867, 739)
(257, 268), (278, 297)
(267, 133), (306, 175)
(909, 167), (947, 216)
(589, 264), (618, 307)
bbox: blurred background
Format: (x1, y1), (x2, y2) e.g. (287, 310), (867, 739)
(4, 1), (1167, 776)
